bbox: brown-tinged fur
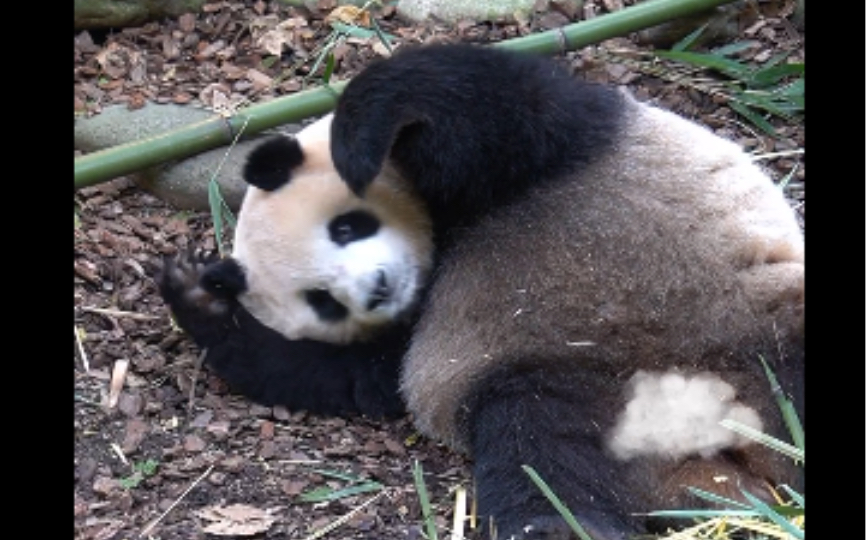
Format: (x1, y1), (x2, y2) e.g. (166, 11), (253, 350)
(401, 94), (803, 452)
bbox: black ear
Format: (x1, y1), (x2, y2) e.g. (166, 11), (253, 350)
(200, 257), (247, 299)
(331, 98), (421, 197)
(243, 136), (305, 191)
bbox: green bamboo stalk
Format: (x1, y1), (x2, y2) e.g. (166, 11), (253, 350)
(495, 0), (735, 54)
(74, 0), (737, 189)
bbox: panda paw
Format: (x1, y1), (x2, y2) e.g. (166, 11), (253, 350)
(157, 250), (238, 347)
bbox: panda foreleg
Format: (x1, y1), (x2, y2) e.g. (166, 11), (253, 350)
(201, 309), (408, 419)
(460, 364), (640, 540)
(158, 251), (406, 419)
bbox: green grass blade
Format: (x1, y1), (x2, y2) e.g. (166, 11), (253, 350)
(299, 481), (383, 503)
(758, 355), (805, 453)
(522, 465), (595, 540)
(739, 489), (804, 539)
(684, 487), (752, 510)
(719, 419), (804, 463)
(310, 468), (368, 483)
(412, 460), (438, 540)
(647, 509), (762, 518)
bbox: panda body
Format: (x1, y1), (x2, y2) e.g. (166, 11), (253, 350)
(400, 90), (803, 453)
(328, 44), (803, 539)
(159, 43), (804, 540)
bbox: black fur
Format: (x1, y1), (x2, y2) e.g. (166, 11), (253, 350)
(242, 135), (305, 192)
(158, 253), (407, 419)
(459, 362), (640, 540)
(331, 43), (625, 239)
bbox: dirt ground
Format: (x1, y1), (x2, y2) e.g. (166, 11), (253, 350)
(74, 1), (804, 539)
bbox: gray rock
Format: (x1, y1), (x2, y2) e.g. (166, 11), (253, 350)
(74, 0), (206, 30)
(75, 102), (302, 211)
(635, 1), (749, 49)
(397, 0), (538, 23)
(132, 139), (263, 212)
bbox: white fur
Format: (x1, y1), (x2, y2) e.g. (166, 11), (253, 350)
(607, 370), (763, 460)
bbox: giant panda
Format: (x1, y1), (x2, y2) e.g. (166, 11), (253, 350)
(160, 43), (804, 540)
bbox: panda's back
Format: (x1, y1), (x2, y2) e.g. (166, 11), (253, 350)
(401, 97), (804, 452)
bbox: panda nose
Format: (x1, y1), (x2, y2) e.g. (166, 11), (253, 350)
(366, 270), (390, 310)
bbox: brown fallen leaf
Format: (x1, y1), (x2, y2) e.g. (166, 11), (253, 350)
(194, 503), (281, 536)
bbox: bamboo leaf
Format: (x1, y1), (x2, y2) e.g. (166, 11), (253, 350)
(711, 40), (759, 57)
(322, 53), (336, 84)
(734, 91), (799, 118)
(330, 21), (395, 41)
(728, 100), (778, 136)
(748, 62), (804, 88)
(653, 49), (752, 79)
(307, 37), (338, 81)
(670, 22), (708, 51)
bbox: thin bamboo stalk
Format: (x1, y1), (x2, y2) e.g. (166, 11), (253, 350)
(74, 0), (737, 189)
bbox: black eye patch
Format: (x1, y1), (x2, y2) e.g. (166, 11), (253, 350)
(328, 210), (380, 246)
(304, 289), (349, 322)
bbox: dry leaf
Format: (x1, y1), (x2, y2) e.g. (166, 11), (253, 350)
(255, 17), (307, 56)
(194, 503), (281, 536)
(325, 5), (371, 27)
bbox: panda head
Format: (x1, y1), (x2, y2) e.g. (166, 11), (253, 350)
(206, 114), (433, 345)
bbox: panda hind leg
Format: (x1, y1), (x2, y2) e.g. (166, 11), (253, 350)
(461, 363), (641, 540)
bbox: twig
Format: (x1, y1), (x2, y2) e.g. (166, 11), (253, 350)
(74, 325), (90, 372)
(186, 349), (208, 413)
(108, 359), (130, 408)
(751, 149), (805, 161)
(79, 306), (161, 321)
(451, 486), (467, 540)
(110, 442), (129, 466)
(302, 488), (392, 540)
(139, 464), (214, 537)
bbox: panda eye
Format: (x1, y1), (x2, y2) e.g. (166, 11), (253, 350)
(328, 210), (380, 246)
(304, 289), (349, 322)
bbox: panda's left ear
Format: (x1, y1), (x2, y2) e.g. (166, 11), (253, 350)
(200, 257), (247, 299)
(243, 136), (305, 191)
